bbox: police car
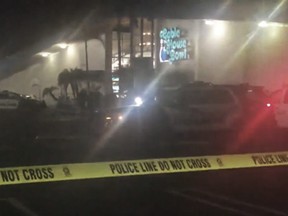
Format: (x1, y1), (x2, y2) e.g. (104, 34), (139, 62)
(0, 91), (22, 110)
(162, 83), (243, 132)
(0, 90), (45, 111)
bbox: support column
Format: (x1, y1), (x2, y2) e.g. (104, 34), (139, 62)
(105, 28), (113, 94)
(151, 18), (154, 61)
(117, 17), (122, 70)
(194, 20), (200, 81)
(140, 17), (144, 57)
(85, 39), (90, 91)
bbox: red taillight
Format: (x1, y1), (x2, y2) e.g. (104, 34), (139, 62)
(266, 103), (271, 107)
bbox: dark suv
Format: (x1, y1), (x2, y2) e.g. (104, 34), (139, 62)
(220, 84), (276, 132)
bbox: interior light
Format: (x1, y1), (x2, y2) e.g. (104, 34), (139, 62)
(143, 32), (151, 36)
(39, 52), (50, 57)
(57, 43), (68, 49)
(266, 103), (271, 107)
(67, 45), (76, 56)
(258, 21), (268, 28)
(205, 20), (215, 25)
(212, 22), (226, 38)
(118, 115), (123, 120)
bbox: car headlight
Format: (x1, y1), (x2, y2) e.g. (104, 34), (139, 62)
(105, 115), (124, 123)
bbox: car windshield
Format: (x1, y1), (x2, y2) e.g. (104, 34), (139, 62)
(1, 1), (288, 215)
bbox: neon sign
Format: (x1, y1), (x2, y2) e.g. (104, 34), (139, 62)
(159, 27), (189, 63)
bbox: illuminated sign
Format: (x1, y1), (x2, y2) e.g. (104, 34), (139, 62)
(159, 27), (189, 63)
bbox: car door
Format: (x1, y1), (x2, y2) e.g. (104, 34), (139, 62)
(274, 88), (288, 128)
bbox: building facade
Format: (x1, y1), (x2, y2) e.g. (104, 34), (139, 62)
(0, 18), (288, 105)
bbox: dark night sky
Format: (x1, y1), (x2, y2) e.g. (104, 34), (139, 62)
(0, 0), (97, 57)
(0, 0), (286, 58)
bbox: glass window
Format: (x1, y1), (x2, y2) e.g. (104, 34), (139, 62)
(134, 18), (154, 58)
(8, 92), (21, 99)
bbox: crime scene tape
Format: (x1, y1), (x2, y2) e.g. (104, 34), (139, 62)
(0, 151), (288, 186)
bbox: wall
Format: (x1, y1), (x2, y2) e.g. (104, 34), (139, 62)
(197, 21), (247, 84)
(0, 39), (105, 104)
(246, 25), (288, 91)
(155, 19), (288, 91)
(156, 19), (247, 86)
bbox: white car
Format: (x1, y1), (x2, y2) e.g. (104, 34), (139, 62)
(163, 84), (243, 132)
(273, 88), (288, 128)
(0, 90), (45, 111)
(0, 91), (21, 110)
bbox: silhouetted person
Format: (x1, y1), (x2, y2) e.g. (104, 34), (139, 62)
(78, 89), (88, 110)
(87, 91), (103, 112)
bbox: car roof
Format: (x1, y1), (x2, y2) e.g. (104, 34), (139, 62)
(179, 85), (232, 92)
(105, 106), (139, 113)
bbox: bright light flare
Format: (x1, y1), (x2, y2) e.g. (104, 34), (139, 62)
(85, 106), (134, 160)
(228, 108), (272, 152)
(135, 97), (143, 106)
(39, 52), (50, 57)
(266, 103), (271, 107)
(57, 43), (68, 49)
(205, 20), (215, 25)
(118, 115), (123, 120)
(258, 21), (268, 28)
(258, 21), (287, 28)
(67, 44), (76, 57)
(206, 20), (226, 38)
(212, 23), (226, 38)
(267, 0), (286, 21)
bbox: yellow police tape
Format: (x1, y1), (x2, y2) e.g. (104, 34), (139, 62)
(1, 151), (288, 186)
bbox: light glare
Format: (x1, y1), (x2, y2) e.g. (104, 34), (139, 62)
(212, 22), (226, 38)
(135, 97), (143, 106)
(258, 21), (268, 28)
(205, 20), (215, 25)
(57, 43), (68, 49)
(39, 52), (50, 57)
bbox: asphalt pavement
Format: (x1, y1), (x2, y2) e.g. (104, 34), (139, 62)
(0, 112), (288, 215)
(1, 166), (288, 216)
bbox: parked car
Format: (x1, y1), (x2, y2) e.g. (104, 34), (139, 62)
(0, 91), (22, 110)
(162, 83), (243, 133)
(0, 91), (46, 146)
(272, 87), (288, 128)
(221, 84), (276, 130)
(0, 90), (46, 111)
